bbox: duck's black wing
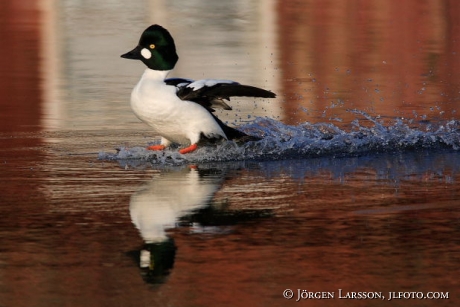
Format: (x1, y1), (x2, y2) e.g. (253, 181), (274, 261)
(165, 78), (276, 112)
(165, 78), (276, 142)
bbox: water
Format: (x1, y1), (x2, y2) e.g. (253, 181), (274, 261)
(99, 113), (460, 163)
(1, 1), (460, 306)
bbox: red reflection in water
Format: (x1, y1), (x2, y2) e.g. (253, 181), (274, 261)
(0, 3), (46, 307)
(277, 0), (460, 125)
(1, 160), (458, 307)
(0, 1), (43, 133)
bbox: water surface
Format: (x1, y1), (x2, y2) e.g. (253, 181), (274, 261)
(1, 1), (460, 306)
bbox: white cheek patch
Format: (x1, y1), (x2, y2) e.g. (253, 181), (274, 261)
(140, 48), (152, 59)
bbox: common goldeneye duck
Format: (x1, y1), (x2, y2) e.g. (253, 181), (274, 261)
(121, 24), (276, 154)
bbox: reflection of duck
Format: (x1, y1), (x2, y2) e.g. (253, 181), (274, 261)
(133, 239), (176, 284)
(128, 164), (273, 284)
(130, 167), (224, 243)
(129, 166), (224, 283)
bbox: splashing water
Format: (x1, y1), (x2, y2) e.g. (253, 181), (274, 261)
(98, 111), (460, 165)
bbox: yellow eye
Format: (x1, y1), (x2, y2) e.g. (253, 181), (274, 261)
(149, 44), (155, 49)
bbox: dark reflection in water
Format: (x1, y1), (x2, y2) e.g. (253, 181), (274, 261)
(126, 238), (177, 285)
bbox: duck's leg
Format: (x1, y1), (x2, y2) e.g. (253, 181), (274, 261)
(147, 144), (166, 151)
(179, 143), (198, 154)
(146, 137), (170, 151)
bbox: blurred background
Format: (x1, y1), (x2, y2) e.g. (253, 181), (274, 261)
(2, 0), (460, 133)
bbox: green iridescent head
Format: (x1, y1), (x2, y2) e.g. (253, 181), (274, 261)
(121, 24), (179, 71)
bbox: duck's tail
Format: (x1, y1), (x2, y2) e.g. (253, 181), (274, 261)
(212, 114), (262, 144)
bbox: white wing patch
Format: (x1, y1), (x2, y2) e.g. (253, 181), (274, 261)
(187, 79), (236, 91)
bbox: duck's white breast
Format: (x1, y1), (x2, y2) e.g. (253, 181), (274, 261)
(130, 69), (225, 144)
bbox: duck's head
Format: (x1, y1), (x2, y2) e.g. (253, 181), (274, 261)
(121, 24), (178, 71)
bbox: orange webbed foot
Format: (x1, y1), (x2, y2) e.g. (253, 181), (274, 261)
(179, 144), (198, 154)
(147, 144), (166, 151)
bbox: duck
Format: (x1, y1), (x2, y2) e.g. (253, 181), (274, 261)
(121, 24), (276, 154)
